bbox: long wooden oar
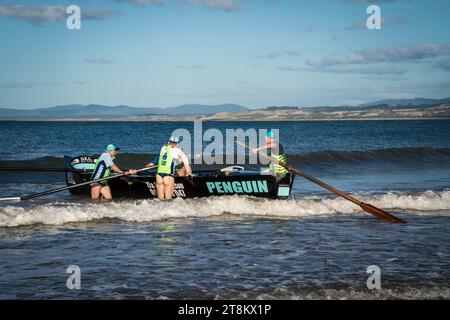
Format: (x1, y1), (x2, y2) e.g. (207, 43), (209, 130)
(237, 141), (406, 223)
(0, 165), (157, 202)
(0, 167), (84, 173)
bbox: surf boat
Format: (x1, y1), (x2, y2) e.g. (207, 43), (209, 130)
(64, 156), (295, 200)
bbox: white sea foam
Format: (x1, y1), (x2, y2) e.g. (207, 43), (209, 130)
(248, 287), (450, 300)
(0, 190), (449, 227)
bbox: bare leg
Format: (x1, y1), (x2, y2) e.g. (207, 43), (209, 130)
(156, 174), (165, 200)
(91, 184), (101, 200)
(163, 176), (175, 200)
(101, 186), (113, 201)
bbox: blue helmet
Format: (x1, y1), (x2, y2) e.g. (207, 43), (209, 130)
(105, 144), (120, 152)
(169, 136), (180, 143)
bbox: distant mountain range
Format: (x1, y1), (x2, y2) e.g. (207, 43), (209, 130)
(358, 97), (450, 108)
(1, 97), (449, 120)
(0, 104), (248, 120)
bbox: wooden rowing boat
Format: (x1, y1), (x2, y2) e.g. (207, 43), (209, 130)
(64, 156), (295, 200)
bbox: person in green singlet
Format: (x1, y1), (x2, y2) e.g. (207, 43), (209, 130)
(145, 136), (193, 200)
(252, 130), (289, 177)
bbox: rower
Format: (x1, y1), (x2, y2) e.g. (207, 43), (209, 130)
(252, 130), (289, 177)
(90, 144), (137, 201)
(145, 136), (193, 200)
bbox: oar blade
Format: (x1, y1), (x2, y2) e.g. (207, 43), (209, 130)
(360, 203), (406, 224)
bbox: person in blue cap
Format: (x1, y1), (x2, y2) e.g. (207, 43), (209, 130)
(252, 130), (288, 177)
(145, 136), (193, 200)
(90, 144), (137, 201)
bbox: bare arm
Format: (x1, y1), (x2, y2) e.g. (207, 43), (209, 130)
(111, 164), (129, 175)
(145, 155), (159, 169)
(252, 141), (275, 154)
(180, 152), (193, 176)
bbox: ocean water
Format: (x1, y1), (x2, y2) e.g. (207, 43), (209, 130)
(0, 120), (450, 299)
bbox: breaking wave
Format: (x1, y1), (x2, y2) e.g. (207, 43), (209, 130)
(293, 147), (450, 167)
(1, 147), (450, 170)
(1, 190), (449, 227)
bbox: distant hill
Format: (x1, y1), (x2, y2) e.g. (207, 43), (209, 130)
(265, 106), (300, 110)
(359, 97), (450, 108)
(163, 104), (247, 115)
(2, 98), (450, 121)
(0, 104), (249, 120)
(206, 103), (450, 121)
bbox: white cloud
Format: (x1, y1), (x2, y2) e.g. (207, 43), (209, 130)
(184, 0), (245, 12)
(84, 58), (117, 64)
(281, 49), (302, 57)
(0, 4), (119, 26)
(307, 44), (450, 68)
(0, 81), (61, 89)
(256, 52), (281, 60)
(174, 64), (207, 69)
(111, 0), (167, 6)
(346, 17), (408, 31)
(277, 66), (302, 72)
(435, 60), (450, 72)
(256, 49), (301, 60)
(277, 65), (406, 75)
(341, 0), (404, 3)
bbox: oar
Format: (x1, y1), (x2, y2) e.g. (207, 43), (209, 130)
(0, 167), (84, 173)
(236, 141), (406, 223)
(0, 165), (157, 202)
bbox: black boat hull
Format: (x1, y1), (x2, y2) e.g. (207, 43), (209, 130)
(64, 156), (295, 200)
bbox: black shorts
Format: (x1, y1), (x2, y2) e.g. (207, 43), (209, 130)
(90, 182), (108, 187)
(157, 173), (174, 178)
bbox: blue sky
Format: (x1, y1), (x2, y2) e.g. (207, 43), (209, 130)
(0, 0), (449, 109)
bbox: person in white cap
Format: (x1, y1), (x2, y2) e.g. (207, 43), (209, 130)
(145, 136), (193, 200)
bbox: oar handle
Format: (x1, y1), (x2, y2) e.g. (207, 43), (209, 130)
(0, 197), (21, 202)
(0, 167), (89, 173)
